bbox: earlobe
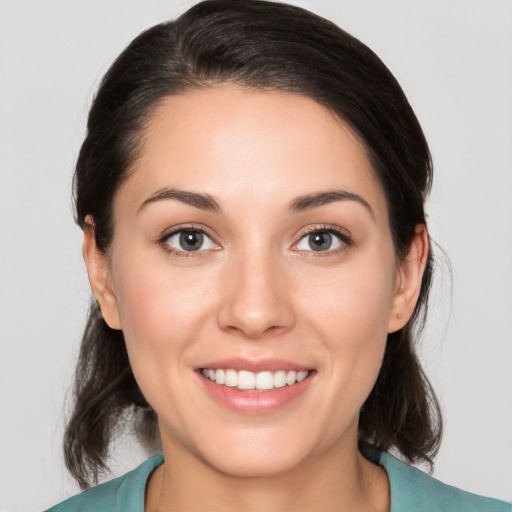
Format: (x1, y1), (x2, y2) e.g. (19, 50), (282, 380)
(82, 216), (122, 330)
(388, 224), (429, 333)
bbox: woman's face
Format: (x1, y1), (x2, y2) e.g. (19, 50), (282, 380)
(87, 85), (423, 477)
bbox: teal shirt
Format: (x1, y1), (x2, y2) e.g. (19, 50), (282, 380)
(46, 452), (511, 511)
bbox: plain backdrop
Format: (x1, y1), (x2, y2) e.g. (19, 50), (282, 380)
(0, 1), (511, 510)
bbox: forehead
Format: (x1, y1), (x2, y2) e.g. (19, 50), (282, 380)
(119, 84), (388, 220)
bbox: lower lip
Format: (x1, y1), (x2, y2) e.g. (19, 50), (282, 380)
(199, 372), (313, 414)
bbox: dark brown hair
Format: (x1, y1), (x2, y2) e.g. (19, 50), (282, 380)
(66, 0), (442, 489)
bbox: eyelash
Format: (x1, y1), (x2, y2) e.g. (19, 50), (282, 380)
(159, 224), (219, 258)
(158, 224), (352, 258)
(292, 225), (353, 257)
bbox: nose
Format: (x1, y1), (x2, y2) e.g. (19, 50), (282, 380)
(216, 249), (295, 340)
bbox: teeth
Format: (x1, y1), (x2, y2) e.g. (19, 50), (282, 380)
(215, 369), (225, 385)
(238, 370), (255, 390)
(225, 369), (237, 387)
(296, 370), (308, 382)
(286, 370), (296, 385)
(201, 368), (310, 390)
(256, 371), (274, 390)
(273, 370), (287, 388)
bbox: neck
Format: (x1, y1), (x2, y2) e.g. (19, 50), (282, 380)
(148, 434), (389, 512)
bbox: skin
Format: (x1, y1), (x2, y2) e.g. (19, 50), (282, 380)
(84, 85), (428, 511)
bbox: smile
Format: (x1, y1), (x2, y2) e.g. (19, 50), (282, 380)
(200, 368), (310, 391)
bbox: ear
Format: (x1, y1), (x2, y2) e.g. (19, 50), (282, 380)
(388, 224), (429, 333)
(82, 215), (121, 330)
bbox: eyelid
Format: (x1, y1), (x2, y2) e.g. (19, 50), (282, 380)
(158, 224), (221, 256)
(291, 225), (352, 254)
(157, 223), (351, 256)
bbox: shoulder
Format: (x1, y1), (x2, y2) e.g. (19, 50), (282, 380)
(378, 452), (511, 512)
(45, 455), (164, 512)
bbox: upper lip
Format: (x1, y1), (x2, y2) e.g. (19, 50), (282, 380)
(197, 357), (312, 373)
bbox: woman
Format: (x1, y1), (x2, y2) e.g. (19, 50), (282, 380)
(47, 1), (510, 510)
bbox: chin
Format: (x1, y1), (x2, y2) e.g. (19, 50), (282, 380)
(204, 447), (309, 479)
(186, 424), (325, 479)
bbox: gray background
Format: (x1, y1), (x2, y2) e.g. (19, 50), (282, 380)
(0, 1), (511, 510)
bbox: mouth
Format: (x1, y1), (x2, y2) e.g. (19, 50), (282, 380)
(197, 359), (315, 413)
(199, 368), (311, 391)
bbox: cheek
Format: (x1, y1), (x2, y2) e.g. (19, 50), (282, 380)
(110, 259), (225, 432)
(302, 258), (396, 344)
(297, 253), (396, 397)
(110, 253), (219, 382)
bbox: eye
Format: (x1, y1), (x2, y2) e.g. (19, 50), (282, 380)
(295, 229), (346, 252)
(163, 229), (218, 253)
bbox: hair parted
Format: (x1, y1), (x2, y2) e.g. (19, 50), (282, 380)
(66, 0), (442, 489)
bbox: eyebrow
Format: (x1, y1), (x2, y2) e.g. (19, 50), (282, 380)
(138, 188), (221, 213)
(289, 190), (375, 219)
(138, 187), (374, 218)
